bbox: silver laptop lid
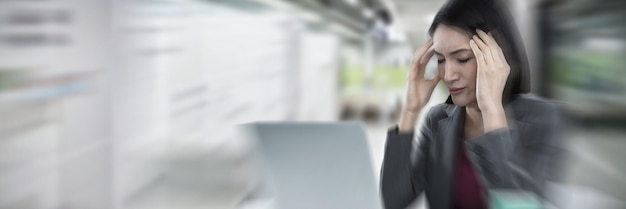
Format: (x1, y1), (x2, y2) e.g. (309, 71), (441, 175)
(246, 122), (382, 209)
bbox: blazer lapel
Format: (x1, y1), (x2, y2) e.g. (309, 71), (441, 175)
(432, 105), (465, 209)
(428, 97), (528, 209)
(504, 98), (528, 147)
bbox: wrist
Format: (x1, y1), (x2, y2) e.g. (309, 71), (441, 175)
(480, 102), (504, 115)
(398, 108), (421, 132)
(481, 105), (507, 132)
(402, 107), (421, 116)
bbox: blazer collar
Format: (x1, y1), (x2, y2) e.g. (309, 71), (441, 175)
(432, 105), (465, 209)
(444, 104), (460, 118)
(437, 105), (465, 166)
(442, 96), (528, 120)
(432, 97), (528, 207)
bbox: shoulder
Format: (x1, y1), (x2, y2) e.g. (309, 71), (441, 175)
(511, 94), (562, 112)
(509, 94), (563, 122)
(424, 103), (454, 121)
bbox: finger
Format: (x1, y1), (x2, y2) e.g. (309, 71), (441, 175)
(411, 39), (433, 68)
(484, 31), (505, 66)
(420, 47), (435, 65)
(469, 39), (485, 70)
(418, 48), (436, 76)
(472, 34), (494, 66)
(409, 39), (433, 80)
(476, 29), (497, 49)
(408, 39), (433, 80)
(488, 32), (507, 66)
(428, 73), (441, 87)
(476, 30), (499, 64)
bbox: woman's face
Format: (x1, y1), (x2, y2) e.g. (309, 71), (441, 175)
(432, 24), (478, 107)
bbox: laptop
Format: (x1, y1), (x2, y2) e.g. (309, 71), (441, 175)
(243, 122), (382, 209)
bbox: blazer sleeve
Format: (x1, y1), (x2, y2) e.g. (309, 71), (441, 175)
(380, 107), (437, 209)
(464, 101), (564, 198)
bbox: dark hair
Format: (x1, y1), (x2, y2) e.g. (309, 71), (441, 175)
(428, 0), (530, 104)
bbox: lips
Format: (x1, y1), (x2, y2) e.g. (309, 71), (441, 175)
(449, 87), (466, 95)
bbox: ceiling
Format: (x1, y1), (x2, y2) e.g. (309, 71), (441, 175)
(281, 0), (447, 46)
(383, 0), (447, 46)
(226, 0), (448, 46)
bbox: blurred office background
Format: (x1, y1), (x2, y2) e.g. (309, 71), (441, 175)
(0, 0), (625, 208)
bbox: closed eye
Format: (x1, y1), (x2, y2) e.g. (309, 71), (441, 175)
(458, 58), (471, 63)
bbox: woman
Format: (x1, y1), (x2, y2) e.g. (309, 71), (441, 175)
(380, 0), (563, 208)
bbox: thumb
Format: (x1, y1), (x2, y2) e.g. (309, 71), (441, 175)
(428, 74), (441, 88)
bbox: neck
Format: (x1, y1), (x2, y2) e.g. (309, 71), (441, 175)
(465, 101), (483, 131)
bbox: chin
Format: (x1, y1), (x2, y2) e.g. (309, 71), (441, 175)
(450, 96), (471, 107)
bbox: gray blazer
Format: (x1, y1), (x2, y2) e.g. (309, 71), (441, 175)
(380, 95), (564, 209)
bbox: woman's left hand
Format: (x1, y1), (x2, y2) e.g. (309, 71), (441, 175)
(469, 29), (510, 113)
(469, 29), (510, 131)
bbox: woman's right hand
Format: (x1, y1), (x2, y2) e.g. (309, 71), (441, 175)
(399, 39), (441, 131)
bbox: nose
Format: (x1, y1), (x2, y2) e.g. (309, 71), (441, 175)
(443, 64), (459, 83)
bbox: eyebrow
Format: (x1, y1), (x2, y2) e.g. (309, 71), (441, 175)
(433, 48), (471, 56)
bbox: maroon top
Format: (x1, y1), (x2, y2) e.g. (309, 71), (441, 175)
(453, 136), (488, 209)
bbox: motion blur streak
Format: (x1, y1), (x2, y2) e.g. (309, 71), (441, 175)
(0, 0), (624, 208)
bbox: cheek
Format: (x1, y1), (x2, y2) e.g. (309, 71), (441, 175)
(464, 63), (478, 87)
